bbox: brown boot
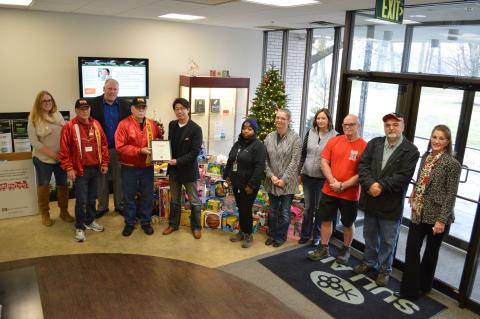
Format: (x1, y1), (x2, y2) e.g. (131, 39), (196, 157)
(57, 185), (74, 223)
(37, 186), (54, 226)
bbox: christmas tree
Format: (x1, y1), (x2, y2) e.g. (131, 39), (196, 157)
(249, 65), (287, 141)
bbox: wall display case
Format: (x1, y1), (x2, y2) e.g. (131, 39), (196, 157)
(179, 76), (250, 156)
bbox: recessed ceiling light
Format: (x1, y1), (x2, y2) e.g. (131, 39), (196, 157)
(364, 18), (419, 25)
(243, 0), (319, 7)
(0, 0), (32, 5)
(158, 13), (205, 21)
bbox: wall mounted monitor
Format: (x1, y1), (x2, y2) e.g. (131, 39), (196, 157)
(78, 57), (149, 98)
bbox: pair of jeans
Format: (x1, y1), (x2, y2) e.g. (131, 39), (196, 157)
(97, 148), (123, 211)
(362, 213), (401, 273)
(32, 156), (67, 187)
(74, 166), (99, 230)
(121, 165), (154, 226)
(268, 193), (293, 244)
(300, 174), (324, 243)
(233, 186), (258, 234)
(168, 175), (202, 230)
(400, 222), (450, 298)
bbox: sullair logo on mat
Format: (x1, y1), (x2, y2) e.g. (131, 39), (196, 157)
(310, 271), (364, 304)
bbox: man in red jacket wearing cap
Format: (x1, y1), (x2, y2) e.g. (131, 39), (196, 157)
(59, 98), (110, 242)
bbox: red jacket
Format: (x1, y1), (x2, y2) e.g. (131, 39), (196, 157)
(115, 116), (161, 168)
(59, 117), (110, 176)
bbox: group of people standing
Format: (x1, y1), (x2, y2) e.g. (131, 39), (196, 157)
(28, 79), (203, 242)
(28, 80), (461, 299)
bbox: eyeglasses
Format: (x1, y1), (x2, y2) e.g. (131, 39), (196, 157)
(41, 99), (52, 104)
(342, 123), (358, 128)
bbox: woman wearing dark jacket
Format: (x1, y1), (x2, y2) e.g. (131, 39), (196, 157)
(223, 119), (267, 248)
(398, 124), (461, 299)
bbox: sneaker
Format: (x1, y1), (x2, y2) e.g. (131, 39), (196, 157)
(376, 272), (390, 286)
(75, 229), (85, 242)
(336, 245), (351, 265)
(230, 231), (244, 242)
(353, 263), (373, 274)
(85, 221), (104, 232)
(142, 224), (154, 235)
(265, 237), (274, 246)
(307, 244), (330, 261)
(242, 234), (253, 248)
(122, 224), (134, 237)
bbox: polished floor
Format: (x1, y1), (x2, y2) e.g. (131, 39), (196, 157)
(0, 199), (479, 319)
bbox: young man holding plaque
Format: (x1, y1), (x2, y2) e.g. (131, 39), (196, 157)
(162, 98), (203, 239)
(115, 98), (162, 237)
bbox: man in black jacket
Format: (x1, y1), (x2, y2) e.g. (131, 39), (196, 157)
(89, 79), (131, 217)
(355, 112), (419, 287)
(163, 98), (203, 239)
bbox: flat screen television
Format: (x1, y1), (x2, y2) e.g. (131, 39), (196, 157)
(78, 57), (149, 98)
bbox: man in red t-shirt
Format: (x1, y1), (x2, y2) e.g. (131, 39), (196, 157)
(308, 114), (366, 264)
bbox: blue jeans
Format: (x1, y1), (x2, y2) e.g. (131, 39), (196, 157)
(300, 175), (324, 243)
(362, 213), (401, 273)
(168, 174), (202, 230)
(32, 156), (67, 186)
(121, 165), (154, 226)
(74, 166), (99, 230)
(268, 194), (293, 244)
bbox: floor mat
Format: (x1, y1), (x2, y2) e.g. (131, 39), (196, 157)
(258, 245), (447, 319)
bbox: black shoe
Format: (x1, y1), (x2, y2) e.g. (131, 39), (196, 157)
(273, 241), (284, 247)
(142, 224), (154, 235)
(298, 238), (309, 244)
(95, 208), (108, 218)
(265, 238), (274, 246)
(122, 224), (134, 237)
(394, 291), (418, 300)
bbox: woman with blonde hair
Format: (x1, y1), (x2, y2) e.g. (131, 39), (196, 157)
(28, 91), (73, 226)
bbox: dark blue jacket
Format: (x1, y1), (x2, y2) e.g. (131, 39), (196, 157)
(359, 136), (419, 220)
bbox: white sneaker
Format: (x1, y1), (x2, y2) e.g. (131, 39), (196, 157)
(85, 221), (104, 232)
(75, 229), (86, 242)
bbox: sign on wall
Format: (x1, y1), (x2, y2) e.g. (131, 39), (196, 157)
(375, 0), (404, 24)
(0, 160), (37, 219)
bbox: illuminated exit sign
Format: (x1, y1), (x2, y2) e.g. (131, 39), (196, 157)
(375, 0), (404, 24)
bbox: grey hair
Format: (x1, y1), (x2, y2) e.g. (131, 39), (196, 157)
(104, 78), (119, 87)
(276, 108), (292, 121)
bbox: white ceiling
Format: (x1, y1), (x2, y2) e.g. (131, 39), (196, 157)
(3, 0), (471, 30)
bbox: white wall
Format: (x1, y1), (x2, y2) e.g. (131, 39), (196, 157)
(0, 8), (262, 125)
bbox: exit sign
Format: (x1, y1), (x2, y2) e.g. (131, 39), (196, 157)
(375, 0), (404, 24)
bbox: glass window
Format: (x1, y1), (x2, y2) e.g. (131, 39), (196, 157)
(303, 28), (335, 133)
(265, 31), (283, 72)
(349, 80), (398, 141)
(409, 25), (480, 77)
(285, 29), (307, 133)
(350, 16), (406, 73)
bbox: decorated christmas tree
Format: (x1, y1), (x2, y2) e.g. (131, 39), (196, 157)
(249, 65), (287, 141)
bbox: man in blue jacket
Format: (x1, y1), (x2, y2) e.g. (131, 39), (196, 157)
(355, 112), (419, 286)
(162, 98), (203, 239)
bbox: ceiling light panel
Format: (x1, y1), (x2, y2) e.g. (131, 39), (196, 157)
(243, 0), (319, 7)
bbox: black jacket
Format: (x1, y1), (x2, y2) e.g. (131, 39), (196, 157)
(223, 135), (267, 190)
(359, 136), (420, 220)
(167, 119), (203, 183)
(88, 95), (131, 133)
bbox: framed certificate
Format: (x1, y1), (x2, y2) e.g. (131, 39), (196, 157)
(151, 140), (172, 161)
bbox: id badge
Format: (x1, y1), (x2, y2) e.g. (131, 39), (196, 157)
(232, 161), (238, 172)
(85, 146), (93, 152)
(349, 150), (358, 161)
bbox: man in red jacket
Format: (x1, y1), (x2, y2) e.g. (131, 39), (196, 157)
(115, 98), (161, 237)
(59, 99), (110, 242)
